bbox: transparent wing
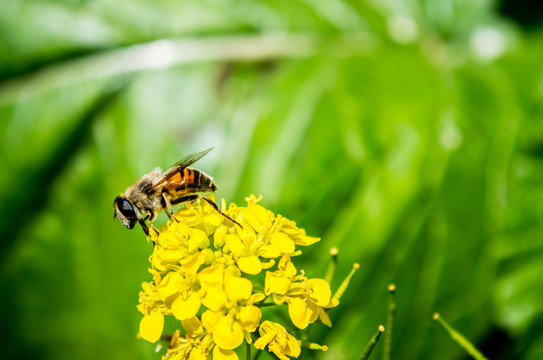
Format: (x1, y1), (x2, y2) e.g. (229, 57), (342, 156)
(151, 147), (214, 189)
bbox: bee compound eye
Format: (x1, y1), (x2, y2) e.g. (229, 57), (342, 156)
(119, 199), (136, 218)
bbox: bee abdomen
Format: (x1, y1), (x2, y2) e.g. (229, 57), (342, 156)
(201, 170), (218, 192)
(175, 168), (217, 193)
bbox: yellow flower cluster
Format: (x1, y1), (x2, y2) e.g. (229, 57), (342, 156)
(137, 195), (336, 360)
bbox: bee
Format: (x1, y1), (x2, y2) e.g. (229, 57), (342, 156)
(113, 148), (240, 236)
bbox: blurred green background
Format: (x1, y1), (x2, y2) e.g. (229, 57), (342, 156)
(1, 0), (543, 359)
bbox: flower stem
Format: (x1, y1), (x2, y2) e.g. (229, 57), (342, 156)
(433, 313), (488, 360)
(324, 247), (339, 283)
(360, 325), (385, 360)
(246, 340), (251, 360)
(252, 349), (263, 360)
(257, 302), (280, 308)
(382, 284), (396, 360)
(300, 341), (329, 351)
(332, 263), (360, 302)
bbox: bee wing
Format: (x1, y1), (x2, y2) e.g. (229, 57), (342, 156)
(150, 147), (214, 189)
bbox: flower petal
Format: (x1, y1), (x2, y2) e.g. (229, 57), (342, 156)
(317, 307), (332, 327)
(238, 305), (262, 332)
(288, 297), (312, 329)
(213, 347), (239, 360)
(181, 316), (204, 336)
(244, 205), (273, 233)
(188, 229), (209, 252)
(293, 236), (320, 246)
(198, 264), (224, 284)
(201, 282), (228, 312)
(180, 252), (206, 274)
(225, 275), (252, 302)
(237, 255), (262, 275)
(172, 292), (201, 320)
(213, 316), (244, 350)
(139, 310), (164, 343)
(278, 255), (297, 278)
(224, 234), (244, 254)
(202, 310), (222, 333)
(265, 271), (290, 296)
(307, 278), (331, 307)
(286, 335), (301, 357)
(270, 233), (295, 254)
(259, 245), (281, 259)
(254, 331), (275, 350)
(189, 346), (208, 360)
(214, 225), (228, 248)
(156, 272), (182, 299)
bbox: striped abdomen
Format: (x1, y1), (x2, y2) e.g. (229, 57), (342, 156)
(165, 167), (217, 199)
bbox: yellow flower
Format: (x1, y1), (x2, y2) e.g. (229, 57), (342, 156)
(201, 306), (262, 351)
(287, 276), (333, 329)
(264, 255), (334, 329)
(136, 195), (340, 360)
(264, 255), (297, 296)
(254, 321), (301, 360)
(221, 195), (320, 275)
(201, 299), (262, 351)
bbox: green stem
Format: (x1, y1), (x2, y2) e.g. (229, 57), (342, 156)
(382, 284), (396, 360)
(300, 341), (328, 351)
(433, 313), (488, 360)
(332, 263), (360, 302)
(246, 341), (251, 360)
(324, 247), (338, 283)
(257, 302), (280, 308)
(360, 325), (385, 360)
(252, 349), (263, 360)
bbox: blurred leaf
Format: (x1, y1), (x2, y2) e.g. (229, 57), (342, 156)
(1, 1), (543, 360)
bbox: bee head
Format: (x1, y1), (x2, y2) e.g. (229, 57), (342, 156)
(113, 195), (138, 230)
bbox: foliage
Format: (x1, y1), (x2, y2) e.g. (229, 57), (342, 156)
(1, 1), (543, 360)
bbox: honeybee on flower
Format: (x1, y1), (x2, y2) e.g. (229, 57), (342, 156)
(113, 148), (241, 236)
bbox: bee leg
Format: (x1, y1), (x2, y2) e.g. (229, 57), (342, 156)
(138, 218), (150, 236)
(145, 213), (160, 235)
(141, 213), (160, 236)
(172, 195), (242, 228)
(162, 193), (179, 222)
(137, 218), (156, 247)
(171, 195), (199, 205)
(198, 195), (243, 229)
